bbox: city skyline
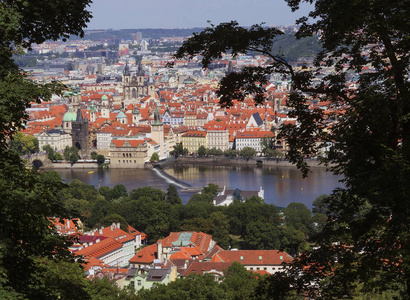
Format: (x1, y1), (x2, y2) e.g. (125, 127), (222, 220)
(87, 0), (312, 30)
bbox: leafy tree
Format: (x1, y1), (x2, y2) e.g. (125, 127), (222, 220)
(90, 151), (98, 160)
(0, 151), (76, 298)
(224, 149), (238, 157)
(150, 152), (159, 161)
(240, 147), (256, 158)
(209, 211), (230, 249)
(106, 184), (128, 201)
(202, 183), (219, 197)
(0, 0), (92, 297)
(43, 144), (55, 160)
(260, 136), (276, 157)
(197, 145), (207, 156)
(283, 202), (313, 237)
(54, 152), (63, 160)
(171, 143), (188, 158)
(220, 262), (259, 299)
(64, 146), (79, 164)
(137, 273), (226, 299)
(175, 2), (410, 296)
(245, 195), (265, 204)
(129, 186), (165, 202)
(207, 147), (224, 156)
(96, 154), (105, 165)
(9, 132), (39, 155)
(99, 186), (111, 198)
(86, 277), (137, 300)
(165, 184), (182, 205)
(87, 199), (113, 228)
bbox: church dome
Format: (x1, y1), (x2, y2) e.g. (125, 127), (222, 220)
(101, 94), (108, 100)
(63, 110), (77, 122)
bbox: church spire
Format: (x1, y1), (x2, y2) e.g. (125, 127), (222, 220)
(123, 61), (130, 76)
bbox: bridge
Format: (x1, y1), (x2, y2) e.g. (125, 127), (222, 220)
(25, 153), (52, 169)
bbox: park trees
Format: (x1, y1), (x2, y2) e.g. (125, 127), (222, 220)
(64, 146), (80, 164)
(171, 143), (188, 157)
(174, 0), (410, 296)
(150, 152), (160, 162)
(9, 132), (39, 155)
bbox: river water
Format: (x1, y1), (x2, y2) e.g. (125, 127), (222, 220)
(56, 165), (343, 209)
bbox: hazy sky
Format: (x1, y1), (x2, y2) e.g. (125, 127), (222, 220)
(87, 0), (312, 29)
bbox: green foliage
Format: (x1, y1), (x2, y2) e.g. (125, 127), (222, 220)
(165, 184), (182, 205)
(171, 143), (188, 158)
(0, 150), (75, 298)
(253, 272), (302, 300)
(270, 32), (323, 61)
(100, 213), (129, 232)
(64, 146), (79, 164)
(150, 152), (159, 161)
(54, 152), (63, 161)
(220, 262), (259, 299)
(240, 147), (256, 158)
(224, 149), (238, 157)
(207, 147), (224, 156)
(209, 211), (230, 249)
(86, 276), (137, 300)
(96, 154), (105, 165)
(43, 144), (55, 160)
(245, 195), (264, 204)
(202, 183), (219, 197)
(106, 184), (128, 201)
(197, 145), (206, 156)
(9, 132), (39, 155)
(91, 151), (98, 160)
(176, 1), (410, 296)
(137, 273), (226, 299)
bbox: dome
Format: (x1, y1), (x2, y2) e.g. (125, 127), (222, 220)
(101, 94), (108, 100)
(62, 110), (77, 122)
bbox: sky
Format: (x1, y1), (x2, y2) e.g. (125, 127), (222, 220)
(87, 0), (312, 30)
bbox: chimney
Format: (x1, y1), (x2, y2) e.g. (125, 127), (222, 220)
(157, 241), (163, 263)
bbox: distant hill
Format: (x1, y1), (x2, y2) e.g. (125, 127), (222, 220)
(271, 33), (323, 62)
(70, 28), (205, 42)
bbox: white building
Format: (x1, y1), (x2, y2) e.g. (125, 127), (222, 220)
(35, 129), (72, 152)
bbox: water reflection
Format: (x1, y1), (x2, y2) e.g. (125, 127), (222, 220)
(56, 166), (343, 208)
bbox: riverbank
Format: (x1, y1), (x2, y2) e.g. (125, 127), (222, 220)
(47, 156), (327, 170)
(159, 156), (327, 169)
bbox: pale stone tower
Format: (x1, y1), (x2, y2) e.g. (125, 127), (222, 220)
(150, 106), (164, 158)
(101, 94), (110, 119)
(148, 74), (155, 98)
(89, 101), (97, 123)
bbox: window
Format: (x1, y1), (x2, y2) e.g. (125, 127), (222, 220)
(137, 280), (141, 286)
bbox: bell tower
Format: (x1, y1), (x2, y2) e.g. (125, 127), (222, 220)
(150, 106), (164, 158)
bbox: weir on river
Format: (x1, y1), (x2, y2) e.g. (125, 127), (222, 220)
(56, 165), (343, 209)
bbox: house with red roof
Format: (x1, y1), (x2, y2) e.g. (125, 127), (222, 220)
(235, 130), (274, 153)
(109, 139), (148, 168)
(210, 250), (292, 274)
(75, 237), (124, 267)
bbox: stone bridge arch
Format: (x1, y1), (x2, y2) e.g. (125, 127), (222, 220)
(26, 154), (52, 169)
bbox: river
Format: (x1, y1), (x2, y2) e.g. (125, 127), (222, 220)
(56, 165), (343, 209)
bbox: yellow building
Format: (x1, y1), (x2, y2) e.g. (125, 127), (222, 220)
(181, 130), (207, 154)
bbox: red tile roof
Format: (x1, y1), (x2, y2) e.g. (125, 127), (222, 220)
(210, 250), (292, 265)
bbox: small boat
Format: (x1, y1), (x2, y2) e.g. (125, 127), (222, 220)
(87, 171), (94, 174)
